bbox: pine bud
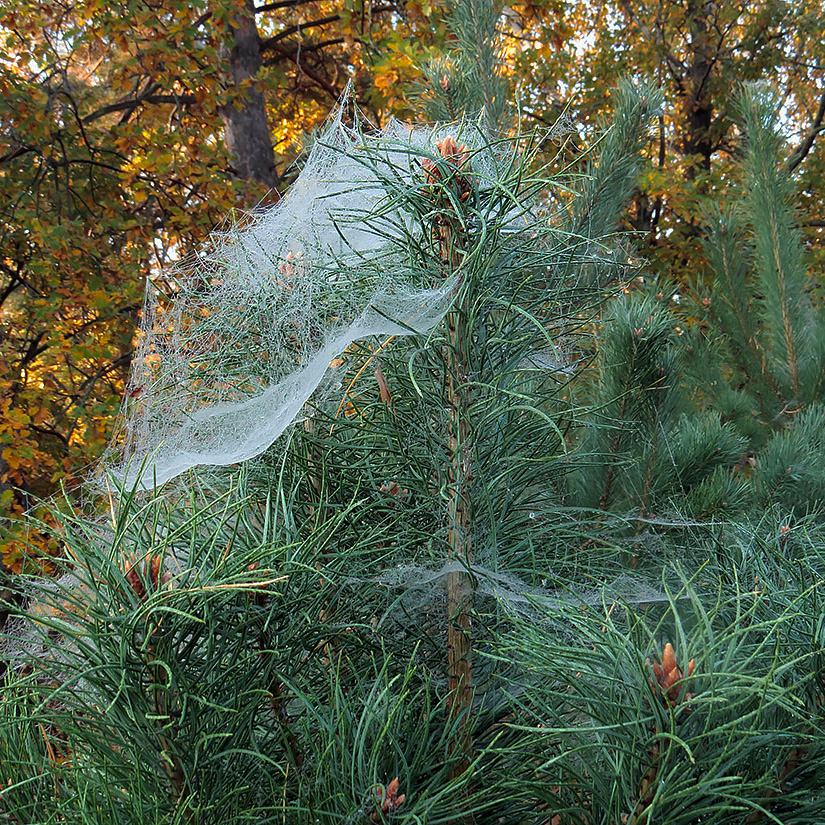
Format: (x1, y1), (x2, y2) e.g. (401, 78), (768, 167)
(649, 642), (695, 707)
(370, 777), (406, 821)
(123, 553), (170, 603)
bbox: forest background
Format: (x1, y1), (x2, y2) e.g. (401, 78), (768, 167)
(0, 0), (823, 567)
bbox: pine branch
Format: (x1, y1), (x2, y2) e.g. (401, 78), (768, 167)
(704, 210), (788, 419)
(739, 85), (816, 403)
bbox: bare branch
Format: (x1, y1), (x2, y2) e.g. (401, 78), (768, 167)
(787, 91), (825, 173)
(83, 93), (197, 124)
(259, 14), (341, 52)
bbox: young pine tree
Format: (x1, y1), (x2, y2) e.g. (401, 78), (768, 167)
(0, 1), (661, 820)
(570, 85), (825, 523)
(3, 11), (825, 825)
(686, 85), (825, 514)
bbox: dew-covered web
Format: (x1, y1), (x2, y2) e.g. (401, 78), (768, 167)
(2, 100), (685, 690)
(0, 528), (672, 681)
(104, 104), (496, 490)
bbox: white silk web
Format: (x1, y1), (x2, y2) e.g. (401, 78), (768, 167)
(0, 108), (691, 694)
(106, 106), (488, 490)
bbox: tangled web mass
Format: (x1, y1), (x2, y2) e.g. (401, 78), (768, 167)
(108, 108), (486, 490)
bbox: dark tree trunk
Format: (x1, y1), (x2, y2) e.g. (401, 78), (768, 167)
(220, 0), (279, 189)
(682, 0), (715, 178)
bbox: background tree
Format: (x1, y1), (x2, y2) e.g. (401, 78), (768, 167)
(569, 84), (825, 524)
(501, 0), (824, 280)
(0, 0), (447, 566)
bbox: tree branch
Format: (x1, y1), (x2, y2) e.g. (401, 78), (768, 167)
(259, 7), (392, 53)
(258, 14), (341, 52)
(787, 91), (825, 172)
(267, 44), (340, 99)
(83, 93), (197, 124)
(255, 0), (324, 12)
(0, 144), (37, 165)
(262, 38), (346, 66)
(0, 274), (23, 309)
(619, 0), (685, 77)
(16, 331), (48, 372)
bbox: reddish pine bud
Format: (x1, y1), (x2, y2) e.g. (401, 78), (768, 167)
(649, 642), (695, 707)
(123, 554), (168, 603)
(371, 777), (406, 821)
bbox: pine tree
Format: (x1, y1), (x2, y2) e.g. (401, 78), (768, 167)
(685, 85), (825, 515)
(569, 290), (749, 523)
(4, 8), (825, 825)
(0, 2), (659, 820)
(569, 84), (825, 524)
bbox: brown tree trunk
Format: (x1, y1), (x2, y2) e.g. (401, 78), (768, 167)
(220, 0), (279, 189)
(682, 0), (715, 179)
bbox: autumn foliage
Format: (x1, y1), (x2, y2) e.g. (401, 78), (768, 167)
(1, 0), (822, 560)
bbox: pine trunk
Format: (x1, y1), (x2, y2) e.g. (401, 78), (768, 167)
(440, 216), (475, 781)
(446, 306), (474, 773)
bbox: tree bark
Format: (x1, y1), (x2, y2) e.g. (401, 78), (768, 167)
(220, 0), (279, 189)
(682, 0), (715, 178)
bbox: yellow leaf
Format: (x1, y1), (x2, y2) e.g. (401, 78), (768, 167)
(2, 448), (20, 471)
